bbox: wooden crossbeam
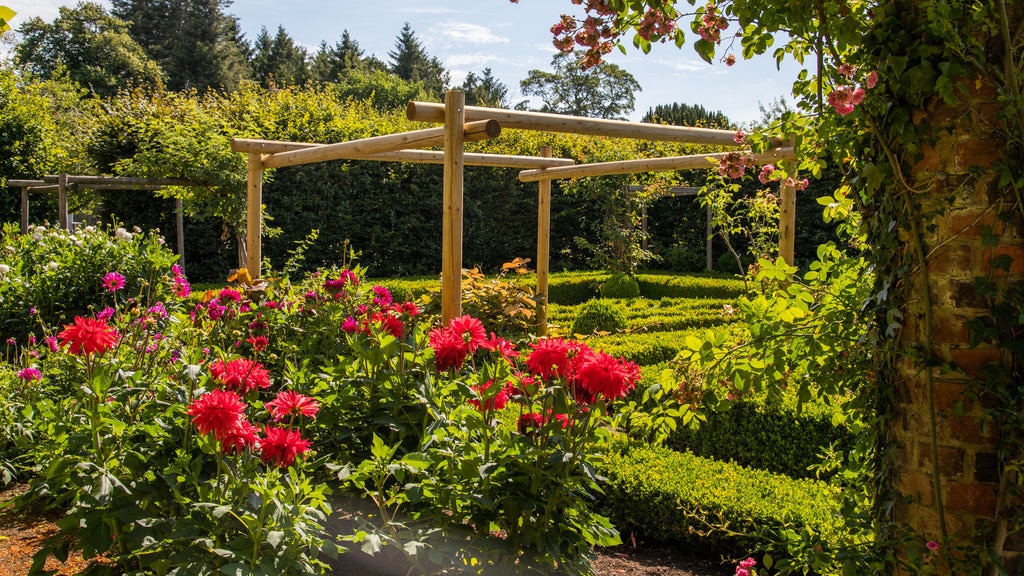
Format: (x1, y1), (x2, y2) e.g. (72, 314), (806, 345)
(261, 119), (501, 170)
(407, 101), (745, 147)
(231, 138), (574, 169)
(518, 147), (797, 182)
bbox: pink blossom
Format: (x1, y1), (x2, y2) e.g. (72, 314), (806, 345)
(827, 85), (865, 115)
(837, 63), (857, 78)
(866, 70), (879, 89)
(926, 540), (940, 552)
(733, 130), (746, 144)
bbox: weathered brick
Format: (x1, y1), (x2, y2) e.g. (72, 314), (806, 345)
(914, 143), (945, 174)
(954, 139), (1003, 172)
(931, 380), (970, 412)
(929, 244), (975, 278)
(932, 313), (973, 345)
(948, 347), (1003, 379)
(982, 245), (1024, 275)
(949, 280), (989, 309)
(919, 443), (964, 477)
(898, 471), (936, 506)
(950, 414), (1000, 444)
(946, 482), (997, 516)
(948, 209), (999, 239)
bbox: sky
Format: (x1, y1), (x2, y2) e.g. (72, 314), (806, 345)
(5, 0), (802, 125)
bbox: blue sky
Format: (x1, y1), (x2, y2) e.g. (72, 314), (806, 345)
(7, 0), (801, 124)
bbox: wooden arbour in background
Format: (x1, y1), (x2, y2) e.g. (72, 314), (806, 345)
(237, 90), (798, 329)
(8, 175), (197, 268)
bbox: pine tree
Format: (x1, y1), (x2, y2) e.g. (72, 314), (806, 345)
(387, 22), (449, 99)
(309, 30), (383, 84)
(111, 0), (248, 91)
(250, 25), (309, 87)
(461, 68), (509, 107)
(641, 102), (731, 128)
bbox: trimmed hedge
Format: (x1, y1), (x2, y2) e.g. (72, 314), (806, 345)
(600, 273), (640, 299)
(667, 397), (855, 480)
(599, 443), (842, 555)
(634, 272), (746, 300)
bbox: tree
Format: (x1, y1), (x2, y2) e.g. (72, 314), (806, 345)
(249, 25), (308, 88)
(14, 2), (163, 96)
(641, 102), (731, 129)
(387, 22), (449, 99)
(519, 53), (641, 119)
(460, 67), (509, 107)
(111, 0), (248, 91)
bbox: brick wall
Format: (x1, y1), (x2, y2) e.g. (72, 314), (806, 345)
(892, 62), (1022, 572)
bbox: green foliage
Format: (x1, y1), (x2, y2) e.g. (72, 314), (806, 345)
(0, 222), (179, 344)
(599, 443), (843, 555)
(570, 299), (627, 336)
(460, 67), (509, 108)
(14, 2), (163, 96)
(420, 260), (539, 339)
(600, 272), (640, 299)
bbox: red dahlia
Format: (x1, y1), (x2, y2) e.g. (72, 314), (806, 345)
(429, 326), (469, 371)
(187, 389), (247, 441)
(58, 316), (119, 356)
(260, 426), (311, 467)
(575, 351), (640, 401)
(449, 315), (486, 352)
(265, 390), (320, 421)
(209, 358), (271, 393)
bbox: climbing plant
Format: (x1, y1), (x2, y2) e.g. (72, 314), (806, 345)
(520, 0), (1024, 573)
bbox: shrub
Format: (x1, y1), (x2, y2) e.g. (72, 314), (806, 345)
(0, 222), (179, 344)
(666, 397), (855, 480)
(570, 299), (627, 336)
(599, 443), (842, 555)
(547, 275), (601, 305)
(600, 272), (640, 299)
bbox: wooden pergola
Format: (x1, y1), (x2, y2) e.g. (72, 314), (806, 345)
(7, 175), (197, 264)
(235, 91), (797, 330)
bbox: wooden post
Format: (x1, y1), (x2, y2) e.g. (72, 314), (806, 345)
(706, 203), (713, 272)
(536, 146), (552, 337)
(20, 188), (28, 234)
(57, 173), (69, 231)
(778, 174), (797, 265)
(441, 90), (466, 323)
(246, 153), (263, 277)
(175, 198), (185, 270)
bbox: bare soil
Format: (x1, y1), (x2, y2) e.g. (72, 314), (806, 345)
(1, 482), (733, 576)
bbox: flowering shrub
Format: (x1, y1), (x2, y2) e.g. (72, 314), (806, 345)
(0, 226), (641, 575)
(0, 222), (178, 345)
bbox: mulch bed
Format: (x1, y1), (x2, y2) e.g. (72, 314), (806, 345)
(1, 482), (733, 576)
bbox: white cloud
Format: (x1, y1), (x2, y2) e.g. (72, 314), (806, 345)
(652, 57), (711, 74)
(445, 52), (502, 69)
(438, 21), (508, 45)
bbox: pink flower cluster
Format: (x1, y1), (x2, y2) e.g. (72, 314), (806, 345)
(698, 2), (729, 44)
(172, 264), (190, 298)
(718, 151), (755, 179)
(550, 11), (615, 66)
(735, 557), (757, 576)
(827, 63), (880, 115)
(637, 8), (675, 41)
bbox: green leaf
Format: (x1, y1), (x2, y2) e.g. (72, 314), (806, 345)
(266, 530), (284, 548)
(693, 38), (715, 64)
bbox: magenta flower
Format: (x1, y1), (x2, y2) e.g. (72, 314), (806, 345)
(103, 272), (126, 292)
(926, 540), (940, 552)
(866, 70), (879, 89)
(17, 367), (42, 381)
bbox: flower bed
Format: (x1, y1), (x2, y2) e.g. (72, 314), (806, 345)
(0, 226), (646, 575)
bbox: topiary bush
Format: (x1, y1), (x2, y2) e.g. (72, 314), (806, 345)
(600, 272), (640, 299)
(570, 299), (627, 336)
